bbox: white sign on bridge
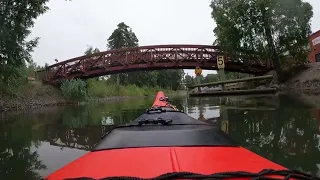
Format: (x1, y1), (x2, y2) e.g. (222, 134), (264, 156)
(312, 36), (320, 46)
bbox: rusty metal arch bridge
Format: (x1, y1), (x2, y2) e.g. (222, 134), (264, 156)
(36, 45), (272, 83)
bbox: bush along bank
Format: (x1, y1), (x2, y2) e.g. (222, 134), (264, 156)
(59, 78), (178, 103)
(0, 81), (74, 112)
(0, 78), (180, 113)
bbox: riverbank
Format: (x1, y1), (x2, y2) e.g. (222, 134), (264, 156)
(0, 81), (185, 113)
(281, 62), (320, 92)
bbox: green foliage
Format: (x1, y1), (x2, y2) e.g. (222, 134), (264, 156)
(210, 0), (313, 75)
(107, 22), (139, 49)
(57, 75), (181, 101)
(106, 22), (139, 85)
(0, 0), (49, 89)
(87, 78), (175, 98)
(60, 79), (88, 101)
(0, 59), (46, 96)
(106, 70), (184, 90)
(84, 46), (100, 55)
(87, 78), (118, 97)
(0, 67), (27, 96)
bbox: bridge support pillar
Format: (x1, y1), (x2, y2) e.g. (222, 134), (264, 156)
(218, 69), (226, 90)
(195, 75), (201, 92)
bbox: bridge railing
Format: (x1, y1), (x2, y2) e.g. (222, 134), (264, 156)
(42, 45), (272, 83)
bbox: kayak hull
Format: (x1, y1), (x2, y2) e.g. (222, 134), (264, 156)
(46, 147), (285, 180)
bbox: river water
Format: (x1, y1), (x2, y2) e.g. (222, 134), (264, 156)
(1, 93), (320, 179)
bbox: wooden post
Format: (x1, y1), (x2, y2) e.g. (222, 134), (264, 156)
(220, 97), (229, 134)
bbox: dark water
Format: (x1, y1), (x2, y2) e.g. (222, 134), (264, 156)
(1, 93), (320, 179)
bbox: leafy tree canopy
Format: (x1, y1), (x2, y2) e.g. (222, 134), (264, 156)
(210, 0), (313, 75)
(0, 0), (49, 93)
(107, 22), (139, 49)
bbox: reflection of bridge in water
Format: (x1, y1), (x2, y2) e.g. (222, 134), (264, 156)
(44, 124), (117, 151)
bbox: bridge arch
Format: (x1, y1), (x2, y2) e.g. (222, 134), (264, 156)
(37, 45), (271, 83)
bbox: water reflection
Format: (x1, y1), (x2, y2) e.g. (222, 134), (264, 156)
(0, 121), (46, 180)
(226, 99), (320, 176)
(1, 94), (320, 178)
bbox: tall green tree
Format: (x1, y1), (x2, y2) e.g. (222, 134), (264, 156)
(0, 0), (49, 93)
(106, 22), (139, 85)
(107, 22), (139, 49)
(210, 0), (313, 78)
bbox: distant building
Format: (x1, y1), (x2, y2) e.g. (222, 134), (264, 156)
(308, 30), (320, 63)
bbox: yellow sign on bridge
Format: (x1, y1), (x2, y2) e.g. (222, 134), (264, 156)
(217, 56), (225, 69)
(194, 66), (202, 76)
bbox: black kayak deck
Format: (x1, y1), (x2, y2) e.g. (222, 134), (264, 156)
(93, 110), (237, 151)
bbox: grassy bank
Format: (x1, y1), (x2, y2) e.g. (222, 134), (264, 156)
(0, 78), (184, 112)
(60, 78), (180, 101)
(0, 81), (70, 111)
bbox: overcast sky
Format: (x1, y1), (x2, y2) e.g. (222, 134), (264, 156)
(29, 0), (320, 76)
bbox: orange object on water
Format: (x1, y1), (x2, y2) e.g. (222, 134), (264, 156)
(152, 91), (169, 108)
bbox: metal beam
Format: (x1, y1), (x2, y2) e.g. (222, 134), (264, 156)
(187, 75), (274, 89)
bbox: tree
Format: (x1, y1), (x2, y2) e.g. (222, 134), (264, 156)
(184, 74), (195, 86)
(203, 74), (219, 83)
(210, 0), (313, 79)
(107, 22), (139, 49)
(0, 1), (49, 90)
(106, 22), (139, 85)
(156, 70), (184, 90)
(84, 46), (100, 55)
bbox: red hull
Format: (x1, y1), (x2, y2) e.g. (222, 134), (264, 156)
(46, 147), (286, 180)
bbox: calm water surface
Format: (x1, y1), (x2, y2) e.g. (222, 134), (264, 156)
(1, 93), (320, 179)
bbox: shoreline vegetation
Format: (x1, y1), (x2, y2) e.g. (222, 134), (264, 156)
(0, 79), (185, 113)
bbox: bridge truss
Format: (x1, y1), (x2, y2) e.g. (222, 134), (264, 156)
(37, 45), (272, 83)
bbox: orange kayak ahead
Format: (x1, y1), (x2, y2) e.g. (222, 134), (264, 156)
(46, 91), (317, 180)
